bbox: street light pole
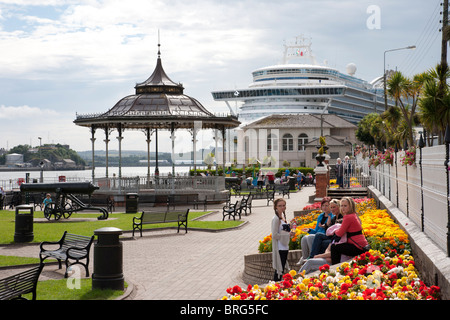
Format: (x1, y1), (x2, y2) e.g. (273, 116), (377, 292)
(383, 45), (416, 110)
(38, 137), (43, 183)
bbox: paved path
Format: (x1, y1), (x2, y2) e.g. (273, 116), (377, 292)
(0, 187), (316, 300)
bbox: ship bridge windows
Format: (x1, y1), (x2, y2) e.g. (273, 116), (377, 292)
(212, 87), (344, 100)
(252, 68), (340, 77)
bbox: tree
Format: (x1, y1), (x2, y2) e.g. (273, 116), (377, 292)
(418, 62), (450, 144)
(356, 113), (378, 146)
(387, 71), (426, 147)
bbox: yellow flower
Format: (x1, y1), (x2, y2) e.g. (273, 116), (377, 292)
(289, 270), (297, 277)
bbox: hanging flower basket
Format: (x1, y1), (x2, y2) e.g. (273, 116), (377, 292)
(400, 146), (416, 167)
(384, 148), (394, 166)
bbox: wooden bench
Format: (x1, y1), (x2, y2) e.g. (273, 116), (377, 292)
(240, 194), (253, 215)
(275, 184), (290, 198)
(167, 194), (198, 210)
(132, 209), (190, 237)
(222, 200), (243, 221)
(249, 188), (275, 206)
(0, 264), (44, 300)
(39, 231), (94, 278)
(196, 192), (231, 210)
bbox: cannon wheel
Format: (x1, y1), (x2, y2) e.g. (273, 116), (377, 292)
(62, 202), (73, 219)
(43, 203), (62, 220)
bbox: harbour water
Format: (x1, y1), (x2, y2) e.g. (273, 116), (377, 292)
(0, 166), (194, 190)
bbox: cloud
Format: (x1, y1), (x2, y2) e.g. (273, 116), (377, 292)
(0, 104), (57, 119)
(0, 0), (443, 152)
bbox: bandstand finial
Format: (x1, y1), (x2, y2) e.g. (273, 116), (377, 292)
(158, 29), (161, 59)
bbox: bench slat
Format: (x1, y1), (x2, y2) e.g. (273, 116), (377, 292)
(0, 264), (43, 300)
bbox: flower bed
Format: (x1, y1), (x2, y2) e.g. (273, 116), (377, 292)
(225, 198), (441, 300)
(329, 177), (362, 189)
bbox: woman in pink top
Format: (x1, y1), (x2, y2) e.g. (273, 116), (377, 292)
(330, 197), (369, 265)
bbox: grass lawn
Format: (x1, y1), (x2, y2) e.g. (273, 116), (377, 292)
(1, 208), (241, 300)
(19, 278), (127, 300)
(0, 209), (242, 244)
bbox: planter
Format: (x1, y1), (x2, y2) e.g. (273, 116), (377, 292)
(242, 250), (302, 285)
(293, 209), (315, 217)
(315, 155), (326, 167)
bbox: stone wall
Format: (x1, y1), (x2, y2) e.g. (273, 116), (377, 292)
(368, 186), (450, 299)
(242, 250), (302, 285)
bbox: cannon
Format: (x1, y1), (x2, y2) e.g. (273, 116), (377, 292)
(20, 182), (109, 220)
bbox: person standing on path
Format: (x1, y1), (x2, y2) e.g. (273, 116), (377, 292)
(335, 158), (344, 188)
(271, 198), (291, 281)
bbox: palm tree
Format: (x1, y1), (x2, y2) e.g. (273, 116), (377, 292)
(381, 106), (402, 148)
(387, 71), (426, 147)
(418, 63), (450, 144)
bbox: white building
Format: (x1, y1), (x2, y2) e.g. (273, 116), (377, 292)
(229, 114), (357, 168)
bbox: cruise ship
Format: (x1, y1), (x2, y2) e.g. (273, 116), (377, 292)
(211, 36), (387, 124)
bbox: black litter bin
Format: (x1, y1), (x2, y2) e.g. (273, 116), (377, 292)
(288, 176), (297, 190)
(125, 193), (139, 213)
(92, 227), (124, 291)
(14, 204), (34, 243)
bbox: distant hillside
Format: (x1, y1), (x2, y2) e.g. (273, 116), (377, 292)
(0, 144), (86, 166)
(77, 150), (154, 159)
(77, 150), (172, 167)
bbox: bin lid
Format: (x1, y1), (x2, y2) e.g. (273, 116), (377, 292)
(94, 227), (123, 235)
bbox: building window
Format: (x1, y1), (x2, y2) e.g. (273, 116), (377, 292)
(298, 133), (308, 151)
(330, 152), (340, 159)
(267, 133), (278, 152)
(282, 134), (293, 151)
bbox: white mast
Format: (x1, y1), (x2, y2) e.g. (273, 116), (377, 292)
(282, 35), (317, 65)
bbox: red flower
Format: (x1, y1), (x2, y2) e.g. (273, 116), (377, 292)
(340, 282), (350, 293)
(227, 285), (243, 295)
(319, 264), (330, 272)
(282, 279), (292, 289)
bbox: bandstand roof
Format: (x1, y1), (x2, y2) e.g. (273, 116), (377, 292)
(74, 46), (240, 131)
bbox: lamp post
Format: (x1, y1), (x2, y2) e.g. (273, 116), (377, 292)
(384, 45), (416, 110)
(418, 131), (425, 232)
(38, 137), (43, 183)
(444, 124), (450, 257)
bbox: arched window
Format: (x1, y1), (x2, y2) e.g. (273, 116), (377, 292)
(298, 133), (308, 151)
(282, 133), (293, 151)
(267, 133), (278, 151)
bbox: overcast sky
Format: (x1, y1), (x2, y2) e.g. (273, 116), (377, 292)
(0, 0), (443, 153)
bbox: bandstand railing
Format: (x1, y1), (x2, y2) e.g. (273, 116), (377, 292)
(95, 175), (225, 193)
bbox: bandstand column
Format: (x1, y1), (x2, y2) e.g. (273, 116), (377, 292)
(90, 127), (96, 183)
(221, 126), (226, 171)
(104, 127), (110, 178)
(192, 127), (198, 174)
(146, 128), (152, 183)
(117, 125), (123, 182)
(214, 129), (219, 175)
(155, 129), (159, 176)
(171, 123), (176, 177)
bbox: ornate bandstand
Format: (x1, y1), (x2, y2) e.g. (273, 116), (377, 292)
(74, 43), (240, 195)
